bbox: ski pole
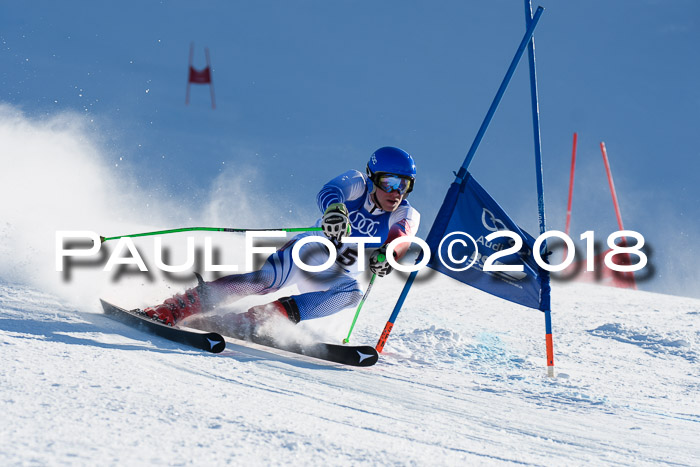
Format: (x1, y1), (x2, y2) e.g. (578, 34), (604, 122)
(343, 272), (377, 344)
(343, 250), (386, 343)
(100, 226), (322, 243)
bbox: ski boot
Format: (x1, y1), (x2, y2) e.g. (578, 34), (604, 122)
(229, 296), (301, 338)
(143, 273), (211, 326)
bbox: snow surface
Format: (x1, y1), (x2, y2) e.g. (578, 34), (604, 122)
(1, 273), (699, 465)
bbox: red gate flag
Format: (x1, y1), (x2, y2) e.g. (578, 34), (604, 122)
(186, 42), (216, 109)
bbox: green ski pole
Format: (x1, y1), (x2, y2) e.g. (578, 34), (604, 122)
(343, 252), (384, 344)
(100, 226), (322, 243)
(343, 273), (376, 344)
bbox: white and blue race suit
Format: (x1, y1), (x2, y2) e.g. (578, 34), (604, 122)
(208, 170), (420, 321)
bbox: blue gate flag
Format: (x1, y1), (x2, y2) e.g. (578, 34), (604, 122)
(425, 172), (542, 310)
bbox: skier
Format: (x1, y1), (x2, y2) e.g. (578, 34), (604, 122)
(143, 146), (420, 334)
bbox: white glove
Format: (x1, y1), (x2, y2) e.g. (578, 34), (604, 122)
(322, 203), (351, 242)
(370, 245), (392, 277)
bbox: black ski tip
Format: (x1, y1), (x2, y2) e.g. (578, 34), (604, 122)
(203, 333), (226, 353)
(99, 298), (118, 314)
(100, 299), (226, 354)
(352, 345), (379, 367)
(309, 343), (379, 367)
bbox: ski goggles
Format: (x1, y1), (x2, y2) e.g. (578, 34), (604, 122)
(375, 174), (413, 195)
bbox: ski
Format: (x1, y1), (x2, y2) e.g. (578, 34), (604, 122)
(233, 333), (378, 367)
(100, 300), (226, 353)
(99, 300), (378, 366)
(297, 342), (378, 367)
(190, 315), (379, 367)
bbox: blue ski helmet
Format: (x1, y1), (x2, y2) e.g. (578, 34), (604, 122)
(367, 146), (416, 195)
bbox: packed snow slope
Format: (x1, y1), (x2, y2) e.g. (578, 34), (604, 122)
(1, 274), (699, 465)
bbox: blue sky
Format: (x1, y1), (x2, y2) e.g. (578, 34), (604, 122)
(2, 1), (699, 297)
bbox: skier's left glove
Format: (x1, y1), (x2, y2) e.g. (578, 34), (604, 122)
(370, 245), (392, 277)
(322, 203), (351, 242)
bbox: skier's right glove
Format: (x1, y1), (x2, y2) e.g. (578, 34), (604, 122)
(322, 203), (351, 242)
(370, 245), (392, 277)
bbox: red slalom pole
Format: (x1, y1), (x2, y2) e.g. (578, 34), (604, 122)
(600, 142), (625, 232)
(205, 47), (216, 109)
(565, 132), (578, 236)
(600, 141), (637, 289)
(185, 42), (194, 105)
